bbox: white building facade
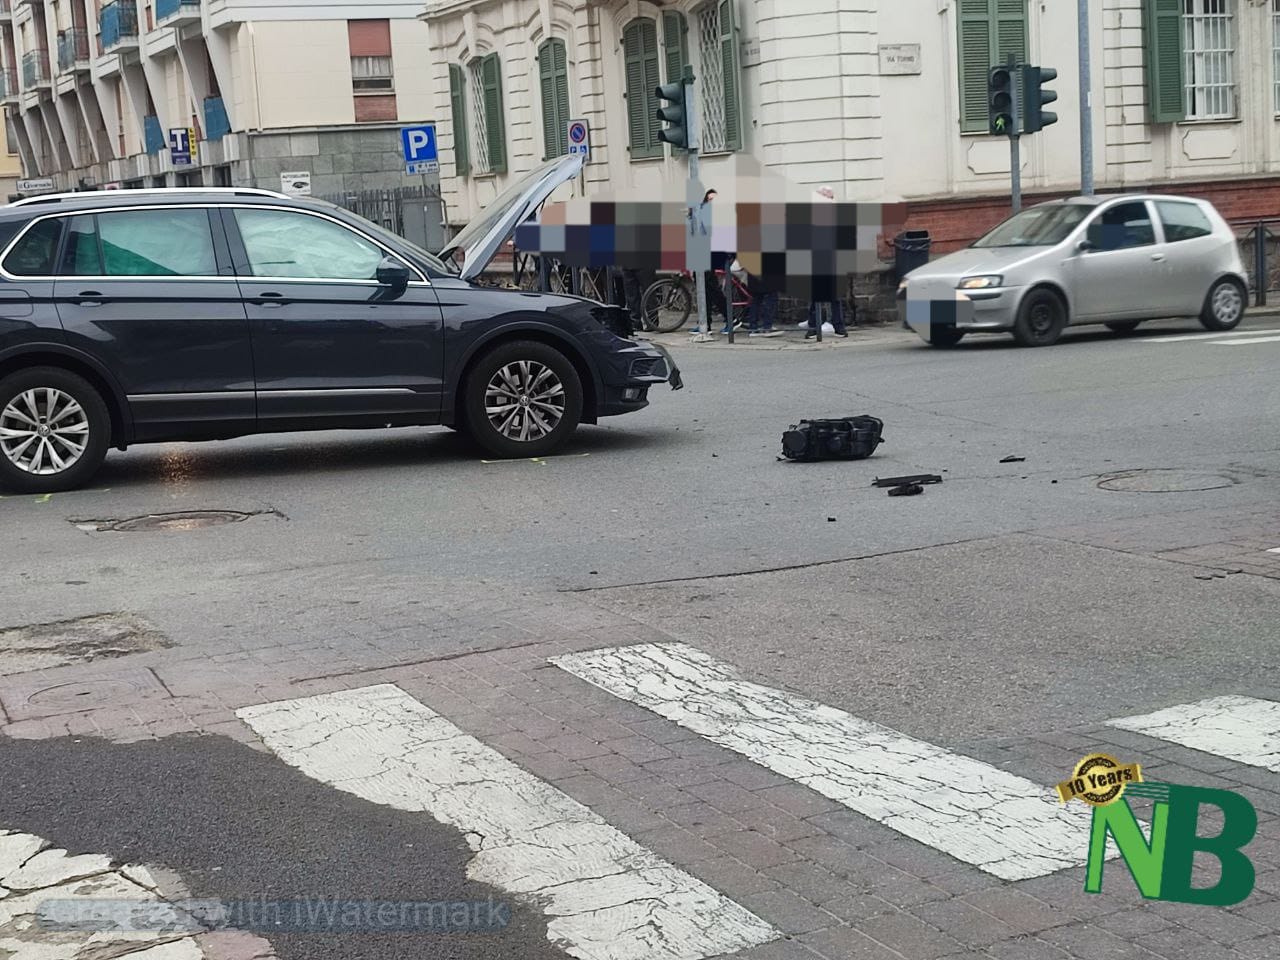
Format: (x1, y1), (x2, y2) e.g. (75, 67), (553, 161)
(3, 0), (434, 195)
(423, 0), (1280, 248)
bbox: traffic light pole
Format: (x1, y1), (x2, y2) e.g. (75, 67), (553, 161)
(1008, 55), (1022, 214)
(1078, 0), (1094, 195)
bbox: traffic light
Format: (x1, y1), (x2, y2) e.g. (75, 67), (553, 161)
(1021, 65), (1058, 134)
(655, 80), (689, 150)
(988, 65), (1015, 137)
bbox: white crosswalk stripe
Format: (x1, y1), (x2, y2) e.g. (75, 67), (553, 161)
(1109, 695), (1280, 772)
(237, 684), (779, 960)
(550, 642), (1096, 882)
(1142, 328), (1280, 344)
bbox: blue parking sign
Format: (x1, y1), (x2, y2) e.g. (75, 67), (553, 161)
(401, 124), (439, 175)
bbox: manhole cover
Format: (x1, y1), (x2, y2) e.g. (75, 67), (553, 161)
(0, 613), (171, 676)
(78, 510), (268, 533)
(1097, 469), (1238, 493)
(1, 667), (170, 722)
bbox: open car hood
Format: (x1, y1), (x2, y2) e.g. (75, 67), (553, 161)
(440, 154), (584, 281)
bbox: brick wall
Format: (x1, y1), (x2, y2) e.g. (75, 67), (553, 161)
(903, 176), (1280, 255)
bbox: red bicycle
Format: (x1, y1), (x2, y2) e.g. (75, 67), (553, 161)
(639, 269), (752, 333)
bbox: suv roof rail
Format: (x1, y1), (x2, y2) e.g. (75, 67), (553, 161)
(7, 187), (292, 207)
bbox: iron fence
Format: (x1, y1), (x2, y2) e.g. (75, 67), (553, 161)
(318, 184), (446, 256)
(1233, 220), (1280, 307)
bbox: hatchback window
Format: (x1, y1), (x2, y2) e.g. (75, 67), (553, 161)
(234, 209), (391, 280)
(1156, 201), (1214, 243)
(3, 218), (63, 276)
(95, 209), (218, 276)
(1086, 202), (1155, 251)
(971, 204), (1090, 248)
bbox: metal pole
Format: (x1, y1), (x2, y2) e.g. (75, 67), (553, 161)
(1011, 136), (1022, 213)
(1009, 54), (1022, 213)
(1078, 0), (1094, 195)
(1255, 222), (1267, 308)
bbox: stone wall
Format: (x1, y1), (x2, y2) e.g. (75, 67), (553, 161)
(236, 125), (441, 196)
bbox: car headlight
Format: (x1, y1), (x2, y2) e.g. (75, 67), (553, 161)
(958, 275), (1003, 290)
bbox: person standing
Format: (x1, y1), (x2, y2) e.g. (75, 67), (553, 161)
(806, 185), (848, 339)
(747, 268), (783, 338)
(699, 189), (732, 334)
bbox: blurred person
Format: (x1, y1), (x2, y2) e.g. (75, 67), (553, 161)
(806, 185), (849, 339)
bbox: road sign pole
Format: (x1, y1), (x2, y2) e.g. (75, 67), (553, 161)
(1078, 0), (1095, 196)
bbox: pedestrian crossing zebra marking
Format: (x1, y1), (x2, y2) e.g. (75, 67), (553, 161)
(1109, 695), (1280, 773)
(1143, 328), (1280, 344)
(236, 684), (778, 960)
(550, 643), (1096, 882)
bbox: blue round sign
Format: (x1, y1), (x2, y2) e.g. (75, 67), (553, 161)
(569, 123), (587, 144)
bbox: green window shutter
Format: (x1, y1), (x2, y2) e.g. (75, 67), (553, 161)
(994, 0), (1027, 67)
(956, 0), (1027, 134)
(448, 63), (469, 177)
(624, 19), (662, 159)
(662, 12), (689, 154)
(539, 39), (569, 159)
(719, 0), (743, 151)
(1144, 0), (1185, 123)
(957, 0), (994, 134)
(482, 53), (507, 174)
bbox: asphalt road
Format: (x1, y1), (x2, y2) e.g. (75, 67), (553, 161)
(4, 314), (1280, 960)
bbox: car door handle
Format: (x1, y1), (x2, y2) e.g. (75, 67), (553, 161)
(75, 290), (105, 306)
(1150, 254), (1166, 262)
(250, 292), (287, 307)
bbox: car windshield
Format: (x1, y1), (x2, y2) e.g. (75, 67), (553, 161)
(307, 199), (454, 275)
(971, 204), (1091, 248)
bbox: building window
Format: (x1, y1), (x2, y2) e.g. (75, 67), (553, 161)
(465, 53), (506, 176)
(448, 63), (470, 177)
(694, 1), (742, 153)
(348, 20), (396, 122)
(623, 18), (662, 159)
(1273, 0), (1280, 114)
(539, 38), (570, 159)
(1183, 0), (1235, 120)
(352, 56), (394, 93)
(956, 0), (1027, 134)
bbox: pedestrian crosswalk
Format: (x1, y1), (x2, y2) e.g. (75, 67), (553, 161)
(233, 651), (1280, 960)
(1142, 327), (1280, 345)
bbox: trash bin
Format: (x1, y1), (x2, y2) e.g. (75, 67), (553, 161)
(894, 230), (932, 280)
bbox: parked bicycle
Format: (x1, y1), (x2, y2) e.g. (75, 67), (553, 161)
(639, 269), (752, 333)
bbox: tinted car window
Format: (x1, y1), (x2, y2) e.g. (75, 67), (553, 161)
(1156, 201), (1213, 243)
(1087, 202), (1155, 251)
(234, 209), (389, 280)
(60, 215), (103, 275)
(4, 218), (63, 276)
(96, 209), (218, 276)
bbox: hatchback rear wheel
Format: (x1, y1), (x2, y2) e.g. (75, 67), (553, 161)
(0, 367), (110, 493)
(1200, 278), (1245, 331)
(463, 341), (583, 459)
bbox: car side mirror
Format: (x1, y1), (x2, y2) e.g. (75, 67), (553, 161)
(376, 257), (411, 290)
(1076, 239), (1095, 254)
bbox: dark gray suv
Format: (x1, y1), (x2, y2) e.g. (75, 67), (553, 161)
(0, 156), (679, 493)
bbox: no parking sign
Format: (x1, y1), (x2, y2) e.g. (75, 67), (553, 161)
(567, 119), (590, 160)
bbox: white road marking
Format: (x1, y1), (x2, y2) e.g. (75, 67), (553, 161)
(1109, 696), (1280, 771)
(1143, 329), (1280, 343)
(550, 643), (1095, 881)
(1212, 335), (1280, 346)
(237, 685), (777, 960)
(1267, 547), (1280, 554)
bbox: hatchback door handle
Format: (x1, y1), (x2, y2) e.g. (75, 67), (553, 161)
(1151, 254), (1166, 262)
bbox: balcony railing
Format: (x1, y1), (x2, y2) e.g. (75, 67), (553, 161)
(101, 2), (139, 51)
(0, 1), (12, 18)
(203, 95), (229, 140)
(0, 67), (17, 100)
(144, 114), (165, 154)
(57, 28), (90, 72)
(155, 0), (200, 24)
(21, 50), (49, 88)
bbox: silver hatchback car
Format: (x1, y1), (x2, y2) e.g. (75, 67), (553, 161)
(898, 194), (1248, 347)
